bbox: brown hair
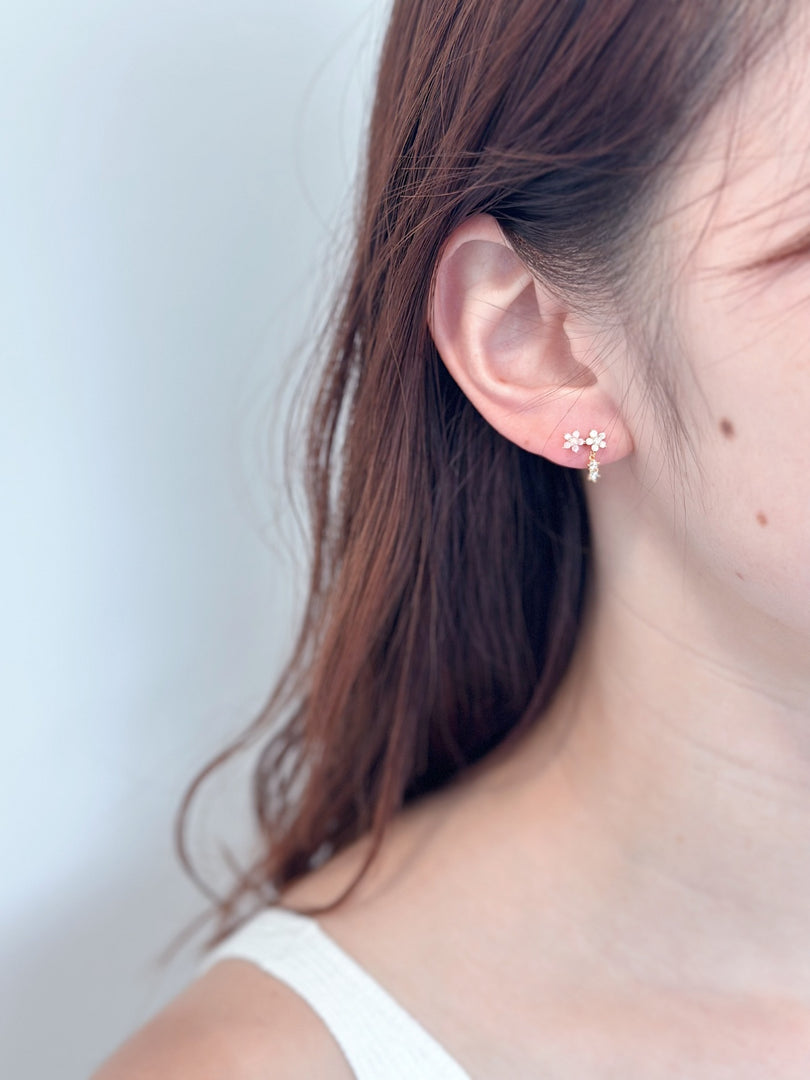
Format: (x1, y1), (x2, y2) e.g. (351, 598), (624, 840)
(171, 0), (790, 956)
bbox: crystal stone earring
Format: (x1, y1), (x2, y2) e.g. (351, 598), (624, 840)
(563, 428), (607, 483)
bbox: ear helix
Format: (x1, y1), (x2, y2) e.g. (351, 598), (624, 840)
(563, 428), (607, 483)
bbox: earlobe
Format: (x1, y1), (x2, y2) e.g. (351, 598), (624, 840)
(427, 213), (634, 473)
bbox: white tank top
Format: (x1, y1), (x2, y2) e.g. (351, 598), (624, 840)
(197, 905), (473, 1080)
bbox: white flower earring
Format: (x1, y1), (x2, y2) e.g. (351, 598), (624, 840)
(563, 428), (607, 483)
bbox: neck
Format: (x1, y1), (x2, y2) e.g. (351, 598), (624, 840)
(508, 508), (810, 1003)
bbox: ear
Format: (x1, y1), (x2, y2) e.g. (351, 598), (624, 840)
(427, 213), (633, 471)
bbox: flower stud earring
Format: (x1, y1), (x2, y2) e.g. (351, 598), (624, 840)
(563, 428), (607, 483)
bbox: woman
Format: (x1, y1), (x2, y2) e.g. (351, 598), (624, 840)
(94, 0), (810, 1075)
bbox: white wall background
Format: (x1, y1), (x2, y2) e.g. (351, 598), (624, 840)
(0, 2), (387, 1076)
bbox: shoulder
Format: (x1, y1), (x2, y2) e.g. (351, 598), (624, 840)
(91, 783), (479, 1080)
(90, 954), (355, 1080)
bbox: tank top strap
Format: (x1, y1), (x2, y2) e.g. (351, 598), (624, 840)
(197, 905), (472, 1080)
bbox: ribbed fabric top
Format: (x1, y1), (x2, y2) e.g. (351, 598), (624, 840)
(197, 905), (472, 1080)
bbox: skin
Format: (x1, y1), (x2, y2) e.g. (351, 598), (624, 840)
(94, 11), (810, 1080)
(410, 9), (810, 1070)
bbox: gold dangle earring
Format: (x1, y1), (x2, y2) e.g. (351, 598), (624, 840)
(563, 428), (607, 483)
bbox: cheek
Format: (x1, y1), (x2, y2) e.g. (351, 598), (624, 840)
(676, 277), (810, 631)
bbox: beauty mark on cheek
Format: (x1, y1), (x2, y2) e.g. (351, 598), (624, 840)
(756, 512), (768, 527)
